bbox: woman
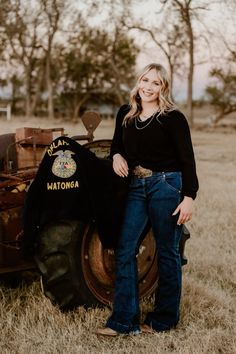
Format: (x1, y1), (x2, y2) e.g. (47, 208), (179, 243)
(96, 63), (199, 336)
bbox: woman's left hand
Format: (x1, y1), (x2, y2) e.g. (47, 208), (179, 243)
(172, 196), (194, 225)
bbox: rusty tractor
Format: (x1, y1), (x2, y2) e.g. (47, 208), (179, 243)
(0, 112), (190, 310)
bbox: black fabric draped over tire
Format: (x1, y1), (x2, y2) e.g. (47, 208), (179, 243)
(22, 136), (129, 258)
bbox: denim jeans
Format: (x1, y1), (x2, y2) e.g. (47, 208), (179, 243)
(106, 171), (183, 333)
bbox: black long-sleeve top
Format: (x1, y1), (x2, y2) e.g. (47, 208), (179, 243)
(110, 104), (199, 199)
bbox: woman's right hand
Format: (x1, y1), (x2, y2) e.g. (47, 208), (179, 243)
(113, 153), (129, 177)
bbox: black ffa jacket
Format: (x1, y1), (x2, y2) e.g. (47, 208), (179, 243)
(22, 136), (128, 257)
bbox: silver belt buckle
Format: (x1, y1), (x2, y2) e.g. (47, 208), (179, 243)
(133, 165), (153, 178)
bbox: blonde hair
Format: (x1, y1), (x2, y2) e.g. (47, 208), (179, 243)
(124, 63), (176, 125)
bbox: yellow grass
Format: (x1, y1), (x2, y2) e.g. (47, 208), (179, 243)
(0, 117), (236, 354)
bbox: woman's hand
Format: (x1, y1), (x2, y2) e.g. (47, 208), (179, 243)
(113, 153), (129, 177)
(172, 196), (194, 225)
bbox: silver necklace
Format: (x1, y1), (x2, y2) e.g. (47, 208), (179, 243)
(135, 112), (157, 130)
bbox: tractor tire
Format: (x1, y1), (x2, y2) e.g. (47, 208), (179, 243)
(35, 218), (157, 311)
(35, 219), (98, 310)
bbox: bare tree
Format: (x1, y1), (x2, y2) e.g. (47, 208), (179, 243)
(202, 0), (236, 125)
(172, 0), (194, 126)
(40, 0), (67, 119)
(206, 68), (236, 124)
(159, 0), (209, 126)
(0, 0), (44, 117)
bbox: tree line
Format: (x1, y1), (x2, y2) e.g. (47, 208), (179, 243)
(0, 0), (139, 120)
(0, 0), (235, 126)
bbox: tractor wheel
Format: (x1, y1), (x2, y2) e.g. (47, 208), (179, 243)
(35, 219), (157, 311)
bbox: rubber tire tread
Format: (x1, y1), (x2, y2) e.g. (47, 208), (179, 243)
(35, 219), (100, 310)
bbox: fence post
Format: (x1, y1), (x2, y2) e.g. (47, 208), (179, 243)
(7, 104), (11, 121)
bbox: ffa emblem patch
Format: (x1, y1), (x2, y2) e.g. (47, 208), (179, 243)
(52, 150), (77, 178)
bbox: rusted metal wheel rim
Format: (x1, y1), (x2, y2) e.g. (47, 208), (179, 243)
(81, 225), (158, 306)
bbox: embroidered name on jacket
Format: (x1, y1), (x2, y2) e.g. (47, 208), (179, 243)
(47, 139), (70, 156)
(51, 150), (77, 178)
(47, 180), (79, 190)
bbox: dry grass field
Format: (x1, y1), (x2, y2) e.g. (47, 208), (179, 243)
(0, 115), (236, 354)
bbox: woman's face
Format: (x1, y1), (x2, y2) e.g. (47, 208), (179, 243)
(138, 68), (161, 104)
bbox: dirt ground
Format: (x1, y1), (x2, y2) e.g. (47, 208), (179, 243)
(0, 115), (236, 354)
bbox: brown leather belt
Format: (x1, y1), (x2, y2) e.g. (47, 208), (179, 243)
(132, 165), (153, 178)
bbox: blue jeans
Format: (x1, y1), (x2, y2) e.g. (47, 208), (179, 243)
(106, 171), (183, 333)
